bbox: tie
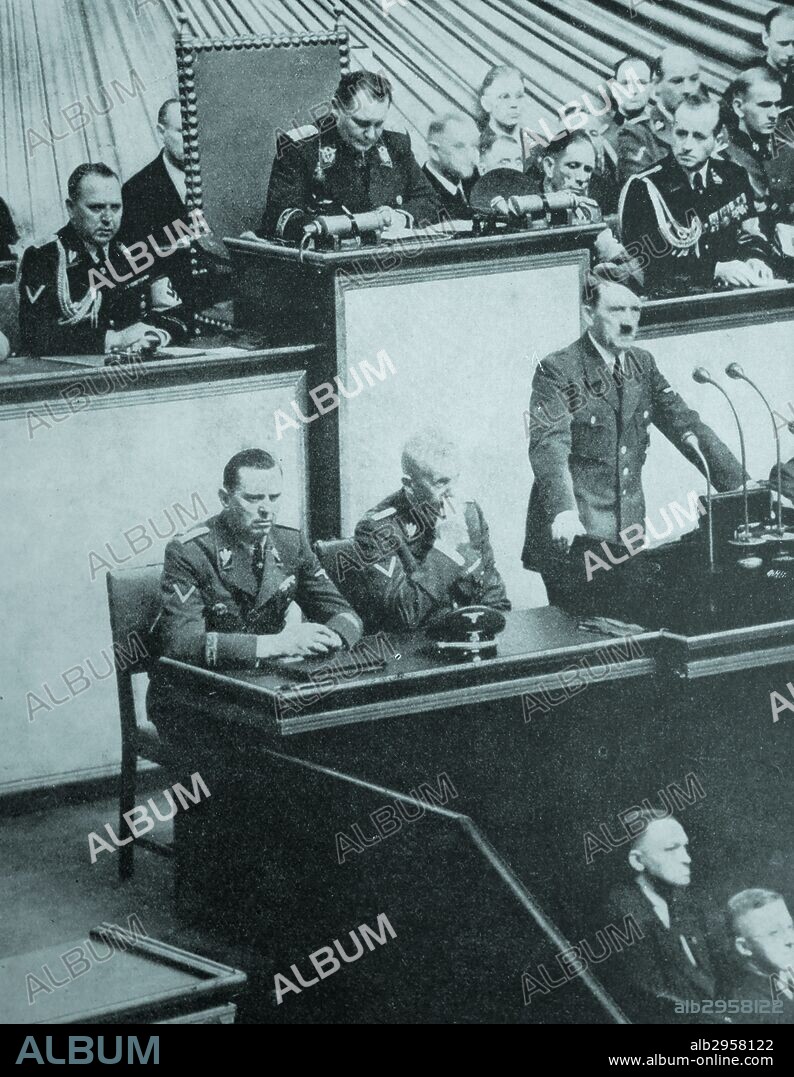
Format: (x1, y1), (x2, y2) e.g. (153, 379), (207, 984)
(613, 352), (624, 397)
(251, 543), (266, 590)
(693, 172), (705, 194)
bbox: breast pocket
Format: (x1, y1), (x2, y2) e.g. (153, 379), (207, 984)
(572, 419), (610, 462)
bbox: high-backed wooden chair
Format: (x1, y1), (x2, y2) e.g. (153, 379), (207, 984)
(313, 538), (372, 630)
(106, 565), (172, 881)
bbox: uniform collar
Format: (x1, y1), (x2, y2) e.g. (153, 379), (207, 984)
(425, 161), (465, 197)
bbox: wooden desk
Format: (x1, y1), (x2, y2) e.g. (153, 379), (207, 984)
(2, 924), (246, 1024)
(160, 604), (794, 1022)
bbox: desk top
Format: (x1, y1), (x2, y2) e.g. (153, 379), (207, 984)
(161, 607), (657, 736)
(226, 222), (606, 270)
(0, 340), (317, 406)
(1, 925), (246, 1024)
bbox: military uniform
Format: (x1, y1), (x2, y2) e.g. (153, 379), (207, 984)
(522, 333), (744, 600)
(17, 222), (188, 356)
(765, 60), (794, 113)
(619, 153), (767, 296)
(354, 489), (510, 633)
(722, 127), (794, 229)
(617, 103), (674, 186)
(260, 118), (441, 238)
(149, 513), (363, 672)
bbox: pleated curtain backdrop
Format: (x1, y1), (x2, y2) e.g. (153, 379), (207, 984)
(0, 0), (776, 247)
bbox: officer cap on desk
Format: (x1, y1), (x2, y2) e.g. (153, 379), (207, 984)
(470, 169), (535, 219)
(427, 605), (507, 662)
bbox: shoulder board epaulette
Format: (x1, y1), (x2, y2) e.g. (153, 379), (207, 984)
(370, 507), (397, 521)
(176, 524), (210, 543)
(286, 124), (319, 141)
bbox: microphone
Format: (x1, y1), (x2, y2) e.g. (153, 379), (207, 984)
(304, 208), (392, 238)
(692, 367), (751, 544)
(682, 432), (714, 571)
(507, 191), (600, 220)
(726, 362), (783, 537)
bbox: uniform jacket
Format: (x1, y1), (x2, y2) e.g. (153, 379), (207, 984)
(603, 881), (716, 1023)
(150, 513), (363, 670)
(619, 153), (765, 296)
(765, 60), (794, 113)
(17, 222), (187, 356)
(522, 333), (744, 573)
(420, 163), (476, 220)
(260, 119), (441, 237)
(617, 103), (674, 186)
(722, 127), (794, 229)
(354, 488), (510, 632)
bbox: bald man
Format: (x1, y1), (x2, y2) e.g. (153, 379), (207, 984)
(618, 46), (704, 184)
(354, 432), (510, 632)
(423, 112), (481, 220)
(603, 810), (717, 1023)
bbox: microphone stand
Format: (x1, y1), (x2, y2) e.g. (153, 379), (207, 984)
(683, 433), (715, 572)
(726, 364), (788, 553)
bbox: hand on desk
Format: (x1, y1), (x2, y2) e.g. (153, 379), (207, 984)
(714, 259), (773, 288)
(257, 623), (344, 659)
(105, 323), (171, 353)
(552, 510), (587, 553)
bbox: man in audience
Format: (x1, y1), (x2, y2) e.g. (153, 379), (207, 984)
(260, 71), (440, 238)
(479, 130), (525, 174)
(723, 68), (794, 231)
(18, 163), (188, 356)
(422, 111), (481, 220)
(620, 94), (774, 297)
(523, 269), (744, 612)
(726, 888), (794, 1022)
(148, 448), (363, 735)
(0, 196), (18, 264)
(354, 430), (510, 632)
(602, 56), (653, 155)
(604, 811), (717, 1023)
(120, 98), (221, 315)
(763, 5), (794, 113)
(618, 46), (704, 184)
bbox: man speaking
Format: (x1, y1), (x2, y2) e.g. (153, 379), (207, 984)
(522, 269), (745, 612)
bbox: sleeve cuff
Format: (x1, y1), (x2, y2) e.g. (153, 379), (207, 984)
(327, 611), (363, 649)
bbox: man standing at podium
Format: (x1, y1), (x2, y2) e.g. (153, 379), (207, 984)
(522, 270), (745, 613)
(260, 71), (440, 238)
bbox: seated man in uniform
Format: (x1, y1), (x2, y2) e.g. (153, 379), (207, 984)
(603, 811), (717, 1023)
(726, 888), (794, 1023)
(148, 448), (363, 735)
(18, 163), (188, 356)
(354, 431), (510, 633)
(523, 269), (744, 614)
(723, 68), (794, 232)
(620, 94), (775, 297)
(422, 111), (481, 220)
(618, 46), (704, 185)
(260, 70), (440, 238)
(763, 5), (794, 114)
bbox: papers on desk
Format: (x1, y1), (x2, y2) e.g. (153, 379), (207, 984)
(155, 345), (254, 360)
